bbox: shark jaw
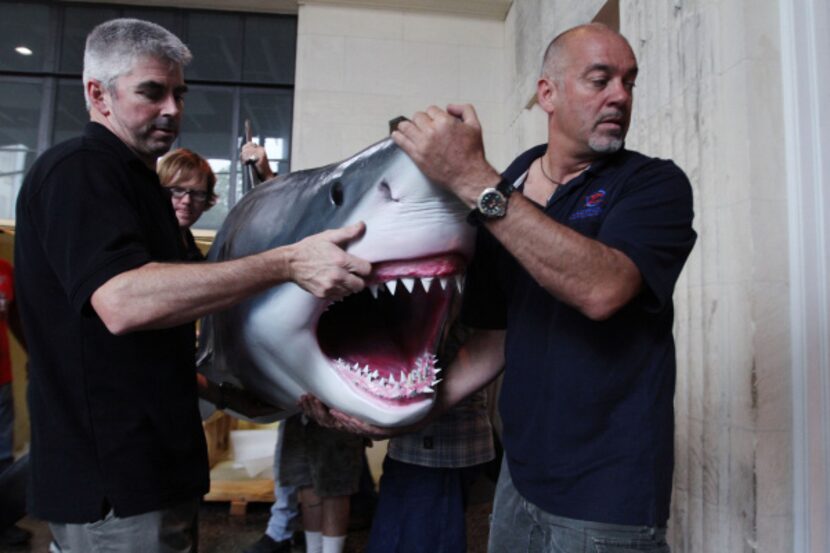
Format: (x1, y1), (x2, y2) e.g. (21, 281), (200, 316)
(316, 253), (464, 408)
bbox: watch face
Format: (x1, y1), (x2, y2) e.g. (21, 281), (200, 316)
(478, 188), (506, 218)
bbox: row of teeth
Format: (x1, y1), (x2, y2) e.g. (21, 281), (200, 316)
(334, 354), (443, 400)
(367, 275), (463, 298)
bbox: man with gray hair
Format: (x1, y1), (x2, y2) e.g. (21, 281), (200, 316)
(15, 18), (370, 552)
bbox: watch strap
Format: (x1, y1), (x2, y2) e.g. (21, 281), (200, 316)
(496, 177), (515, 197)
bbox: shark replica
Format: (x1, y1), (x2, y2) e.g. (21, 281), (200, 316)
(198, 130), (475, 427)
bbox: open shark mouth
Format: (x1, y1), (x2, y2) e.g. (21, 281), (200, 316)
(316, 253), (465, 406)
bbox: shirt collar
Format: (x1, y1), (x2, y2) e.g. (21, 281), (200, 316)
(583, 146), (627, 178)
(83, 122), (157, 175)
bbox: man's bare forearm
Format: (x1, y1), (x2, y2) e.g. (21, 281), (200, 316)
(484, 194), (641, 320)
(432, 328), (506, 416)
(91, 223), (372, 335)
(91, 247), (292, 334)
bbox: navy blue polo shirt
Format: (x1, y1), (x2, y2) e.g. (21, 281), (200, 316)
(15, 122), (209, 523)
(462, 144), (696, 526)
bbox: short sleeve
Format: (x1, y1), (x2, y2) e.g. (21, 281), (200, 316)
(598, 160), (696, 313)
(25, 153), (152, 313)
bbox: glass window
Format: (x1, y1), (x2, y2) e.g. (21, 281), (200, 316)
(0, 79), (43, 218)
(243, 15), (296, 85)
(60, 5), (121, 74)
(121, 8), (183, 38)
(53, 79), (89, 146)
(0, 2), (52, 72)
(177, 86), (235, 230)
(239, 88), (293, 178)
(185, 12), (243, 82)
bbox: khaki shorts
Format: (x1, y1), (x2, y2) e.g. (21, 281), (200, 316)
(278, 416), (364, 497)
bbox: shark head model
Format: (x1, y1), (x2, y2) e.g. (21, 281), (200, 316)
(198, 135), (475, 427)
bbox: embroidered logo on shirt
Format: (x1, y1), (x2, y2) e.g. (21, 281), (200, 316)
(569, 189), (607, 220)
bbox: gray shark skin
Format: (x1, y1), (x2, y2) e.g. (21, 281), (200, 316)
(198, 136), (475, 427)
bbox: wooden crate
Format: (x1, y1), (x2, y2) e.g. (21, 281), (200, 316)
(202, 411), (276, 515)
(202, 410), (236, 468)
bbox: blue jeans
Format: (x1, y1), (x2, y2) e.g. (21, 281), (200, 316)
(488, 460), (670, 553)
(365, 456), (482, 553)
(266, 422), (298, 542)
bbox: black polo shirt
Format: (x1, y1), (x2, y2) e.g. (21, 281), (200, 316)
(15, 122), (209, 523)
(462, 145), (696, 526)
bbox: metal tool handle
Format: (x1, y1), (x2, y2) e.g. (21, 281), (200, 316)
(241, 119), (259, 194)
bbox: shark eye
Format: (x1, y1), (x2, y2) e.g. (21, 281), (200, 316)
(330, 181), (344, 206)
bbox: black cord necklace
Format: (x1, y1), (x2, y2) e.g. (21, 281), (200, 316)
(538, 158), (565, 186)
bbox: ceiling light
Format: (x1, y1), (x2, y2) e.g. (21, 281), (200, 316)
(15, 46), (33, 56)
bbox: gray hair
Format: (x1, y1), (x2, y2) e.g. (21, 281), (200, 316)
(83, 18), (192, 109)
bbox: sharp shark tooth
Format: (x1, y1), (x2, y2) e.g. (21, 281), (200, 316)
(455, 275), (464, 293)
(439, 277), (449, 290)
(368, 284), (379, 298)
(421, 277), (433, 292)
(401, 277), (415, 293)
(385, 280), (397, 294)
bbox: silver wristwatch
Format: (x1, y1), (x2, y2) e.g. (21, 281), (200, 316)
(474, 178), (514, 220)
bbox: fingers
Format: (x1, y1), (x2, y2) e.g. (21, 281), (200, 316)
(330, 410), (391, 439)
(298, 396), (397, 439)
(289, 223), (372, 298)
(299, 395), (339, 429)
(325, 221), (366, 247)
(387, 104), (490, 203)
(240, 142), (267, 167)
(447, 103), (481, 130)
(323, 223), (371, 276)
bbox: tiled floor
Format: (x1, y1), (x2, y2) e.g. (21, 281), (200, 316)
(2, 476), (494, 553)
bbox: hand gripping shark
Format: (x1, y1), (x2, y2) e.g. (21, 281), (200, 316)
(197, 131), (475, 427)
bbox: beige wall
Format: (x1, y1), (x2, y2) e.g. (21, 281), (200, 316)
(292, 2), (507, 170)
(502, 0), (606, 152)
(619, 2), (792, 552)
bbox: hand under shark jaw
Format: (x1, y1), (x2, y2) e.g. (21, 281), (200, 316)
(316, 254), (464, 406)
